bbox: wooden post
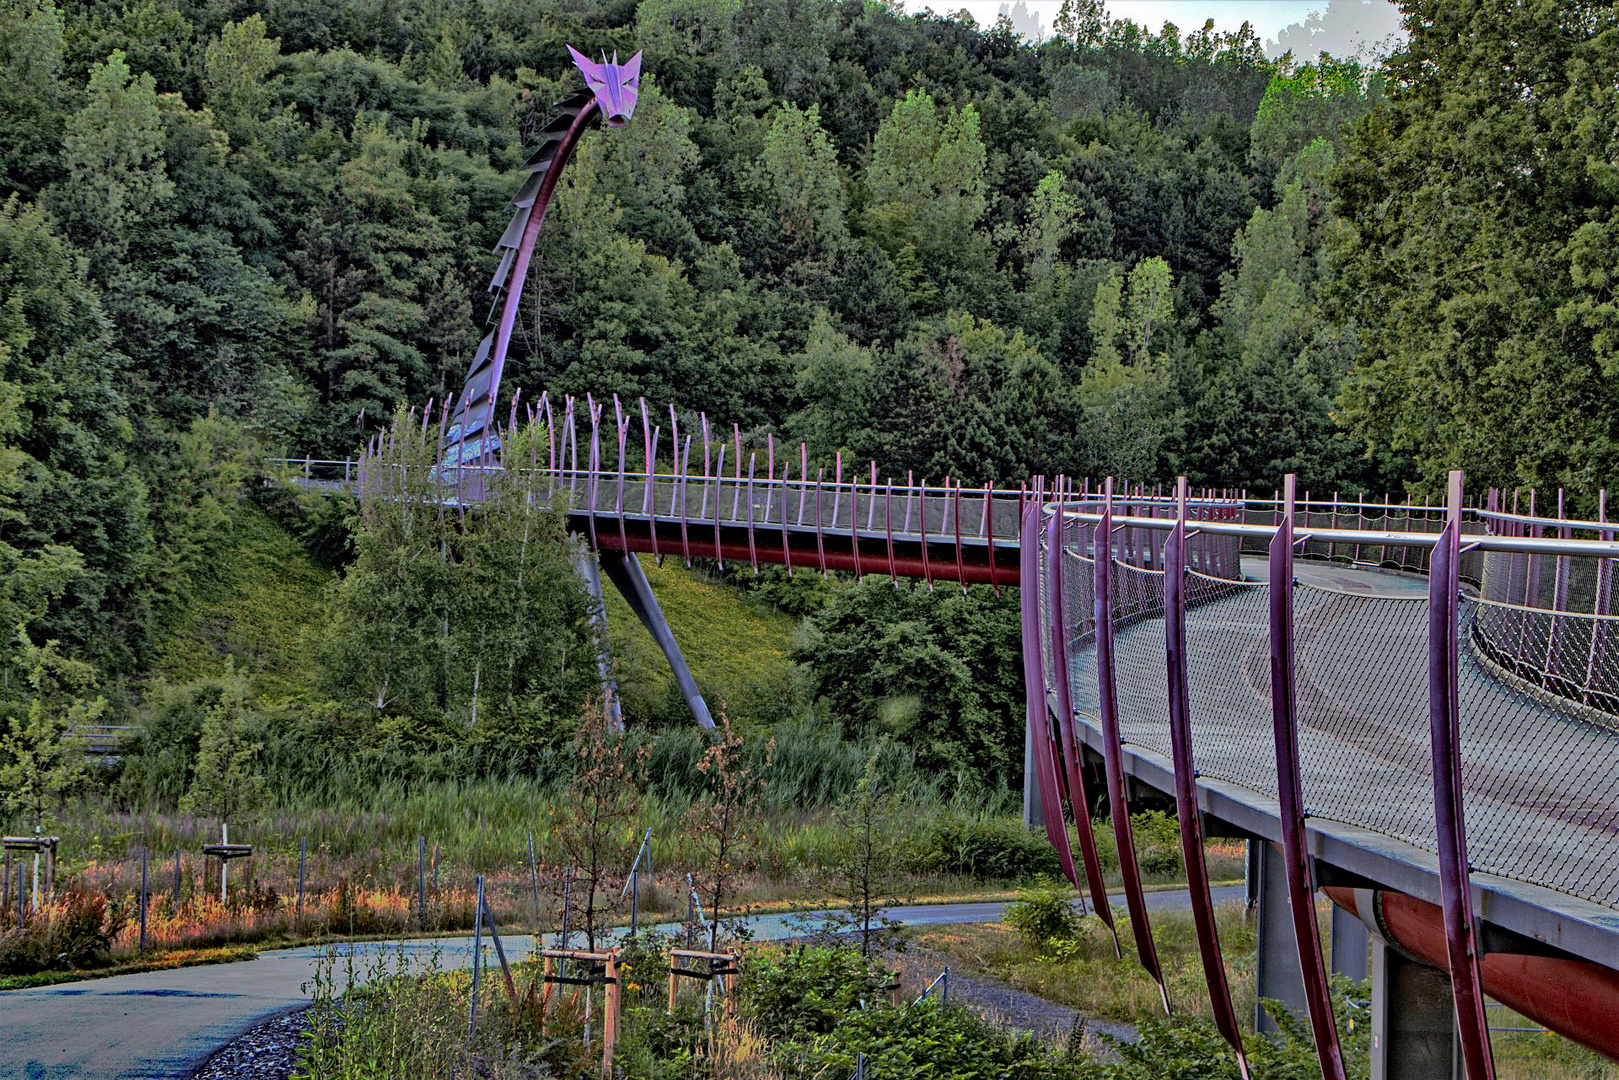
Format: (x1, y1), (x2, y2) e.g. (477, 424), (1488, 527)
(139, 846), (148, 952)
(667, 960), (678, 1014)
(602, 952), (621, 1076)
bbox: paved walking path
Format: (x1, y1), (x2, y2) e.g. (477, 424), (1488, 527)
(0, 887), (1235, 1079)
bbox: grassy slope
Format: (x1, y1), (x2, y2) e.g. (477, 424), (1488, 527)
(604, 555), (802, 728)
(150, 506), (799, 722)
(154, 502), (331, 702)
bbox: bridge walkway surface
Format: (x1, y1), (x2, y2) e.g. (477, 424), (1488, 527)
(1067, 558), (1619, 913)
(0, 889), (1229, 1080)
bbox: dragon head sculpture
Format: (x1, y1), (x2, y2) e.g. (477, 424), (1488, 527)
(567, 46), (642, 127)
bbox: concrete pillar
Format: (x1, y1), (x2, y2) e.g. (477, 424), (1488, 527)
(1023, 716), (1041, 829)
(1253, 840), (1309, 1034)
(1371, 936), (1461, 1080)
(1331, 903), (1370, 982)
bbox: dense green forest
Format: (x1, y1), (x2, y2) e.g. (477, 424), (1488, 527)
(3, 0), (1618, 818)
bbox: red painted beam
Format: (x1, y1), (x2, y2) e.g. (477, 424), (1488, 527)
(1324, 887), (1619, 1063)
(590, 525), (1020, 586)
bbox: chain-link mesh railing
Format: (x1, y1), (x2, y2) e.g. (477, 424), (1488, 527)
(1046, 511), (1619, 912)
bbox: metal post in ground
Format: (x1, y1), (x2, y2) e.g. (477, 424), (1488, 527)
(139, 846), (148, 953)
(629, 869), (638, 938)
(297, 837), (306, 921)
(418, 836), (427, 932)
(220, 823), (229, 905)
(468, 875), (485, 1041)
(527, 832), (540, 915)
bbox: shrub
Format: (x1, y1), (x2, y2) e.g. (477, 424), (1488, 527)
(804, 997), (1081, 1079)
(912, 817), (1062, 882)
(0, 889), (122, 974)
(1004, 881), (1081, 944)
(739, 945), (893, 1042)
(1132, 810), (1183, 877)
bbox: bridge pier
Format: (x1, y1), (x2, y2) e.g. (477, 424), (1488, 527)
(597, 550), (714, 730)
(1330, 903), (1370, 982)
(1371, 935), (1462, 1080)
(1252, 840), (1310, 1034)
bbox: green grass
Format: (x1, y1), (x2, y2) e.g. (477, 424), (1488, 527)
(154, 502), (332, 702)
(606, 555), (803, 728)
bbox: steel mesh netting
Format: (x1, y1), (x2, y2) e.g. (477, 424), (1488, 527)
(1458, 599), (1619, 907)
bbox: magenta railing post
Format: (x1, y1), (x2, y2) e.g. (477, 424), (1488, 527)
(1268, 474), (1348, 1080)
(814, 467), (827, 577)
(886, 479), (897, 584)
(698, 415), (712, 522)
(1165, 478), (1248, 1077)
(646, 425), (662, 562)
(1043, 490), (1118, 944)
(1019, 478), (1081, 887)
(614, 397), (628, 554)
(797, 444), (809, 526)
(1094, 478), (1170, 1013)
(732, 424), (743, 521)
(779, 464), (793, 577)
(866, 461), (879, 532)
(711, 445), (725, 569)
(1429, 470), (1497, 1080)
(1548, 489), (1571, 676)
(830, 452), (843, 530)
(1587, 490), (1611, 695)
(904, 470), (915, 534)
(585, 396), (601, 550)
(953, 480), (966, 594)
(746, 453), (758, 573)
(678, 434), (692, 566)
(985, 482), (1001, 596)
(919, 478), (933, 591)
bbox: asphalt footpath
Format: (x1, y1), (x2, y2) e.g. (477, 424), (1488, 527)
(0, 886), (1238, 1079)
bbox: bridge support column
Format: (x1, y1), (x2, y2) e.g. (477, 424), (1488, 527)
(1331, 903), (1370, 982)
(1371, 936), (1461, 1080)
(572, 544), (624, 731)
(1022, 715), (1041, 829)
(1253, 840), (1309, 1034)
(599, 550), (714, 731)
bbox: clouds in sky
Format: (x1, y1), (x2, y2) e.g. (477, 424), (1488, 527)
(968, 1), (1406, 60)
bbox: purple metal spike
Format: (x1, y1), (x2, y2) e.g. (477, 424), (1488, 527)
(746, 452), (758, 573)
(712, 444), (725, 570)
(1044, 495), (1119, 934)
(815, 467), (827, 577)
(699, 414), (711, 522)
(1269, 475), (1348, 1080)
(679, 434), (692, 566)
(953, 479), (966, 595)
(798, 444), (810, 526)
(647, 425), (662, 561)
(1019, 479), (1082, 887)
(867, 461), (879, 532)
(1096, 478), (1171, 1012)
(779, 462), (794, 577)
(640, 399), (654, 515)
(667, 405), (681, 517)
(732, 424), (744, 521)
(886, 479), (898, 584)
(1430, 471), (1497, 1080)
(832, 452), (843, 530)
(614, 398), (629, 556)
(1166, 478), (1249, 1077)
(567, 46), (642, 126)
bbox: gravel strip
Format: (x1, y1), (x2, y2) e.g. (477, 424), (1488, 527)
(192, 1008), (310, 1080)
(890, 944), (1138, 1053)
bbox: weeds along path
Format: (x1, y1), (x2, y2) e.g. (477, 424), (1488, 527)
(0, 889), (1234, 1079)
